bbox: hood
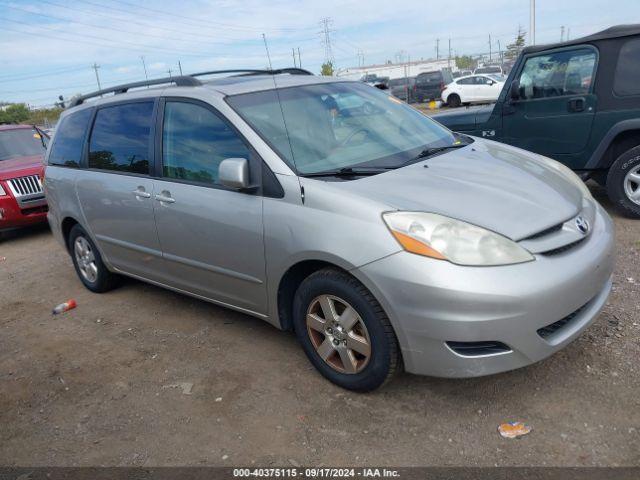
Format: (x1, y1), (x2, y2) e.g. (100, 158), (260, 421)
(431, 104), (494, 131)
(0, 155), (44, 180)
(337, 139), (583, 241)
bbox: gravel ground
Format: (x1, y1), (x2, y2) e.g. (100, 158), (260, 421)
(0, 184), (638, 467)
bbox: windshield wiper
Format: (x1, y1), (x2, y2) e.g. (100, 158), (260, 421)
(411, 143), (467, 162)
(300, 166), (396, 178)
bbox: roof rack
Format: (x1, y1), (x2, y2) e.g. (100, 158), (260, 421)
(190, 68), (314, 78)
(67, 67), (314, 108)
(68, 75), (202, 107)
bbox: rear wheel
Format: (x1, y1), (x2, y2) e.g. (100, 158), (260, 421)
(69, 224), (121, 292)
(293, 268), (401, 392)
(447, 94), (461, 108)
(606, 145), (640, 218)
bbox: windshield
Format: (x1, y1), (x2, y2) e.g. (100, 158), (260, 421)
(227, 82), (456, 175)
(488, 74), (506, 82)
(0, 128), (46, 161)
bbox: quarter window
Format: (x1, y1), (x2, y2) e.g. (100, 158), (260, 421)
(88, 102), (154, 174)
(517, 48), (596, 100)
(614, 38), (640, 96)
(162, 101), (250, 185)
(48, 108), (93, 167)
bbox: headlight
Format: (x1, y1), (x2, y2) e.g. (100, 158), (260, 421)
(535, 155), (592, 200)
(0, 184), (5, 196)
(383, 212), (534, 266)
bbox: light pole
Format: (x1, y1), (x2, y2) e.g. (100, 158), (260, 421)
(530, 0), (536, 45)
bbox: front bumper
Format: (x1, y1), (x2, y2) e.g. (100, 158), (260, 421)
(0, 194), (48, 230)
(356, 203), (615, 378)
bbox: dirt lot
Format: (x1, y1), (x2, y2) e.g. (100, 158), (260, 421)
(0, 184), (638, 467)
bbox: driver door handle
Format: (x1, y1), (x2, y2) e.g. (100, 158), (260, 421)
(568, 97), (585, 112)
(132, 187), (151, 199)
(155, 191), (175, 204)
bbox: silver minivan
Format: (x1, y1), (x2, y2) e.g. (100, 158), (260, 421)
(45, 70), (615, 391)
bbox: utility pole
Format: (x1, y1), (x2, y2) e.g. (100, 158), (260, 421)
(498, 39), (503, 67)
(298, 47), (302, 68)
(530, 0), (536, 45)
(178, 60), (183, 76)
(167, 68), (173, 79)
(262, 33), (273, 70)
(320, 17), (334, 65)
(292, 48), (297, 67)
(140, 56), (149, 82)
(448, 38), (451, 69)
(435, 38), (440, 59)
(567, 27), (571, 41)
(91, 62), (102, 91)
(488, 34), (492, 61)
(560, 25), (565, 42)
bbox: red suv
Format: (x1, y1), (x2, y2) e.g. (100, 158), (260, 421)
(0, 125), (48, 231)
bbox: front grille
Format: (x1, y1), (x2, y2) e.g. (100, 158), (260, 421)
(7, 175), (43, 198)
(537, 302), (588, 340)
(446, 341), (512, 357)
(541, 238), (585, 256)
(21, 205), (48, 216)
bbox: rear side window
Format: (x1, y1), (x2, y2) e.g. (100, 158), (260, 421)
(614, 38), (640, 96)
(457, 77), (474, 85)
(88, 102), (154, 174)
(162, 101), (250, 185)
(417, 72), (441, 84)
(48, 109), (92, 167)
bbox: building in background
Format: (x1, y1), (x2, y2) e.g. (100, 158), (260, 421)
(335, 59), (454, 81)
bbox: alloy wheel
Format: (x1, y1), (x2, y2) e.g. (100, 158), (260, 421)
(624, 164), (640, 206)
(74, 236), (98, 283)
(306, 295), (372, 374)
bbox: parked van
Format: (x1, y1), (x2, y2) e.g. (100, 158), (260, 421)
(45, 69), (614, 391)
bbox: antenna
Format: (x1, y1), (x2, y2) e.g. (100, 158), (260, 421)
(140, 56), (149, 82)
(262, 33), (273, 70)
(91, 63), (102, 91)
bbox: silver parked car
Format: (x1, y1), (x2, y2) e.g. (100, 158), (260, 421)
(45, 70), (615, 391)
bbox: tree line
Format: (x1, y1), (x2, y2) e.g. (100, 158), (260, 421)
(0, 103), (63, 126)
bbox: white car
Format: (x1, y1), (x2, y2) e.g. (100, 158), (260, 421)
(441, 74), (505, 108)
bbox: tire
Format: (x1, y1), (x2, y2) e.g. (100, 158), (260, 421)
(606, 145), (640, 218)
(68, 224), (121, 293)
(292, 268), (401, 392)
(447, 94), (461, 108)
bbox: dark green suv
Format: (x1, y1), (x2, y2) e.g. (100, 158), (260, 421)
(433, 25), (640, 217)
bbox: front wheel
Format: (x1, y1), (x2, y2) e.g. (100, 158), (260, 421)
(447, 94), (461, 108)
(606, 145), (640, 218)
(293, 269), (401, 392)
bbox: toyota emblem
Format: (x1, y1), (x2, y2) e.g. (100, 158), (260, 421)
(575, 216), (589, 234)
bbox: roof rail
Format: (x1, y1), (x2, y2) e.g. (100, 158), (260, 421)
(68, 75), (202, 107)
(190, 68), (314, 79)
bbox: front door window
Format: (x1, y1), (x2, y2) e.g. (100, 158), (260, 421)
(517, 49), (596, 100)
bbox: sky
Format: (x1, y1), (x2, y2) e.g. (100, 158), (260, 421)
(0, 0), (639, 107)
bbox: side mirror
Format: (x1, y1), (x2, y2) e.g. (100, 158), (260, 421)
(510, 80), (520, 101)
(219, 158), (250, 190)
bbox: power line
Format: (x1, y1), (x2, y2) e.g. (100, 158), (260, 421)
(0, 3), (248, 53)
(84, 0), (314, 33)
(0, 18), (236, 58)
(32, 0), (269, 43)
(0, 65), (88, 83)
